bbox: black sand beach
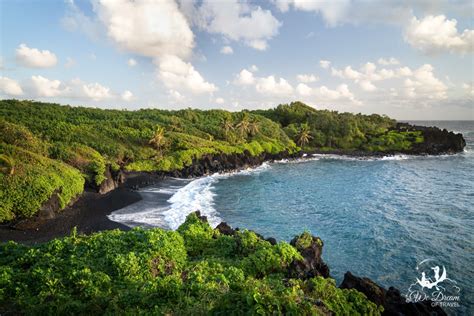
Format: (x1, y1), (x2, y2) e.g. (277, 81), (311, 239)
(0, 187), (141, 244)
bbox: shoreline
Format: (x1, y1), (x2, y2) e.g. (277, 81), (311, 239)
(0, 149), (467, 245)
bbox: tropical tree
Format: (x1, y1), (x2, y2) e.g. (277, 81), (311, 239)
(297, 124), (313, 148)
(149, 126), (166, 156)
(0, 154), (15, 175)
(221, 117), (234, 139)
(248, 120), (260, 136)
(236, 114), (251, 139)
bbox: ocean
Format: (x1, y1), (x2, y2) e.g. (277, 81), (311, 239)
(109, 121), (473, 314)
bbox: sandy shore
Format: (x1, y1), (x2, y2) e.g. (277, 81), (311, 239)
(0, 187), (142, 244)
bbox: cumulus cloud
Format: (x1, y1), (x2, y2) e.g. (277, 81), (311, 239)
(121, 90), (133, 101)
(82, 82), (112, 101)
(0, 77), (23, 96)
(157, 55), (217, 94)
(404, 15), (473, 54)
(320, 60), (331, 69)
(128, 58), (137, 67)
(30, 75), (69, 97)
(297, 74), (318, 83)
(330, 61), (400, 91)
(215, 97), (225, 104)
(88, 0), (218, 96)
(403, 64), (447, 99)
(168, 89), (186, 103)
(189, 0), (281, 51)
(220, 46), (233, 54)
(93, 0), (194, 60)
(296, 82), (361, 105)
(15, 44), (58, 68)
(256, 76), (293, 96)
(234, 69), (255, 85)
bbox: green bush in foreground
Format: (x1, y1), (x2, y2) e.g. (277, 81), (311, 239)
(0, 213), (382, 315)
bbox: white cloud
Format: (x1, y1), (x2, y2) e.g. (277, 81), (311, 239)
(296, 83), (312, 96)
(359, 80), (377, 91)
(82, 82), (112, 101)
(403, 64), (447, 99)
(0, 77), (23, 96)
(234, 69), (255, 85)
(274, 0), (350, 26)
(250, 64), (259, 72)
(256, 75), (293, 96)
(190, 0), (281, 51)
(168, 89), (186, 103)
(220, 46), (234, 54)
(128, 58), (137, 67)
(30, 75), (68, 97)
(215, 97), (225, 104)
(396, 66), (413, 77)
(94, 0), (194, 60)
(158, 55), (217, 94)
(330, 61), (400, 91)
(15, 44), (58, 68)
(296, 82), (361, 105)
(320, 60), (331, 69)
(297, 74), (318, 83)
(404, 15), (473, 54)
(121, 90), (133, 101)
(377, 57), (400, 65)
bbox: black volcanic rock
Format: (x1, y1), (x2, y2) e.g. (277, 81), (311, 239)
(340, 271), (447, 316)
(288, 233), (330, 279)
(216, 222), (235, 236)
(394, 123), (466, 155)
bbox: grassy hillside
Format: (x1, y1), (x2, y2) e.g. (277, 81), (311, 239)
(0, 213), (382, 315)
(0, 99), (422, 222)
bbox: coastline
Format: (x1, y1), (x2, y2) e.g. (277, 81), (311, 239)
(0, 187), (140, 244)
(1, 148), (468, 245)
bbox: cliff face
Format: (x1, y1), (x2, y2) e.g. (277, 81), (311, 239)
(395, 123), (466, 155)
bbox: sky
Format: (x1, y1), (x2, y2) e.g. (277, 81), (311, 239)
(0, 0), (473, 120)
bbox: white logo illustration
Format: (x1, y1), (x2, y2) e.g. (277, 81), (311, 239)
(405, 259), (461, 308)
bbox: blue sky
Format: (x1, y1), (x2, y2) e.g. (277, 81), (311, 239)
(0, 0), (473, 119)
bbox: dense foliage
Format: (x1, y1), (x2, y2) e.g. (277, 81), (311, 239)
(253, 102), (423, 151)
(0, 99), (422, 222)
(0, 213), (382, 315)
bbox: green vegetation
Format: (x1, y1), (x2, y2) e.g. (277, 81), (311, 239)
(253, 101), (423, 152)
(0, 99), (423, 222)
(0, 213), (382, 315)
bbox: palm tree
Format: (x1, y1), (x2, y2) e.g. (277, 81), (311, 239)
(0, 154), (15, 175)
(297, 124), (313, 148)
(222, 117), (234, 139)
(149, 126), (166, 156)
(236, 114), (250, 139)
(248, 120), (259, 136)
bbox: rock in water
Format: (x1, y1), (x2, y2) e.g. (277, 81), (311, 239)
(340, 271), (447, 316)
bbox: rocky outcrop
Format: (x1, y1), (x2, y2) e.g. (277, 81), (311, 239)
(340, 271), (447, 316)
(394, 123), (465, 155)
(164, 150), (301, 179)
(288, 232), (330, 279)
(98, 167), (125, 194)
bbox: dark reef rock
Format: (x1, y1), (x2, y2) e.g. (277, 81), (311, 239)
(394, 123), (466, 155)
(340, 271), (447, 316)
(164, 150), (301, 179)
(288, 233), (330, 279)
(216, 222), (235, 236)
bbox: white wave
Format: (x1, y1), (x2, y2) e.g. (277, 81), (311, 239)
(108, 162), (273, 230)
